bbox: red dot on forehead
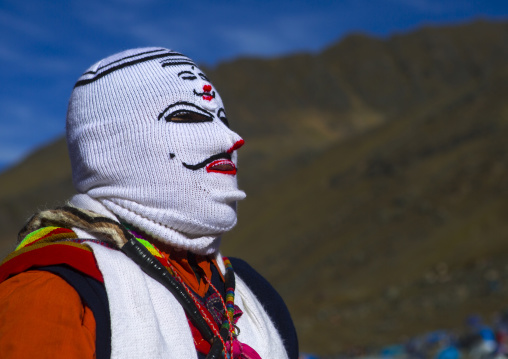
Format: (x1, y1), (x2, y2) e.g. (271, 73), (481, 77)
(203, 84), (212, 92)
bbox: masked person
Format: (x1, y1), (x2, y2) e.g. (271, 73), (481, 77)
(0, 48), (298, 359)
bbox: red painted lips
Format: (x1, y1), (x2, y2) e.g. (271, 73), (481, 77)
(205, 140), (244, 175)
(206, 159), (237, 175)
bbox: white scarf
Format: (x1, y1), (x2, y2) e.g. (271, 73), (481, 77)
(68, 196), (288, 358)
(87, 242), (288, 359)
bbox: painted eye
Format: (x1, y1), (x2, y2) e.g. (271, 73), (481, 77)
(178, 70), (198, 81)
(167, 110), (212, 123)
(199, 73), (210, 81)
(158, 101), (214, 122)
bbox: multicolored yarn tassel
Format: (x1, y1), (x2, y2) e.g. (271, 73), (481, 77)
(223, 257), (236, 330)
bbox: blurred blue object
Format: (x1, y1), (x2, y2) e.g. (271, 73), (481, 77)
(479, 327), (495, 341)
(436, 346), (460, 359)
(426, 330), (449, 344)
(380, 344), (405, 358)
(466, 315), (483, 328)
(299, 353), (319, 359)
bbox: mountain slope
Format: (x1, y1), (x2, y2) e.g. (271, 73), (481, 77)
(0, 138), (73, 256)
(222, 61), (508, 353)
(207, 20), (508, 192)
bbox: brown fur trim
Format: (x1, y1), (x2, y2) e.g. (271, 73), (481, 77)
(18, 206), (133, 248)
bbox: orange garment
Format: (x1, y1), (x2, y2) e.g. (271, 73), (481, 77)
(0, 270), (96, 359)
(0, 247), (221, 358)
(163, 249), (224, 297)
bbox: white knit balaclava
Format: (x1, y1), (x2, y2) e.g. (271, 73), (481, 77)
(66, 47), (246, 254)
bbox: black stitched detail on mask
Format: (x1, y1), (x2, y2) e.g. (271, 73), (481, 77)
(182, 152), (232, 171)
(75, 52), (178, 87)
(199, 73), (210, 81)
(177, 70), (198, 80)
(82, 49), (167, 76)
(217, 108), (230, 128)
(82, 49), (172, 76)
(161, 61), (197, 68)
(193, 89), (216, 98)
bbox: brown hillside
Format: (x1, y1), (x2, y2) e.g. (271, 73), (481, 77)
(207, 20), (508, 192)
(1, 20), (507, 355)
(222, 65), (508, 353)
(0, 138), (73, 256)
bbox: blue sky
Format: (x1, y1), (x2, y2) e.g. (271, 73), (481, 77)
(0, 0), (507, 172)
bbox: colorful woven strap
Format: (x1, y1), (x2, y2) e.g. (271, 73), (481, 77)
(16, 226), (77, 250)
(0, 226), (103, 283)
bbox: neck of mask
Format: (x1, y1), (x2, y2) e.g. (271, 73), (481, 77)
(68, 193), (224, 255)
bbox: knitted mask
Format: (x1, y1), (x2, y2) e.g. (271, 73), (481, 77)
(66, 48), (246, 254)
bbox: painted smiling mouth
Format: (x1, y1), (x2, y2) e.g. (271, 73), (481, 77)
(206, 159), (237, 175)
(182, 152), (237, 175)
(193, 89), (216, 101)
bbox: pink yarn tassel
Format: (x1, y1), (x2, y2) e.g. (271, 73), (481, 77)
(226, 339), (262, 359)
